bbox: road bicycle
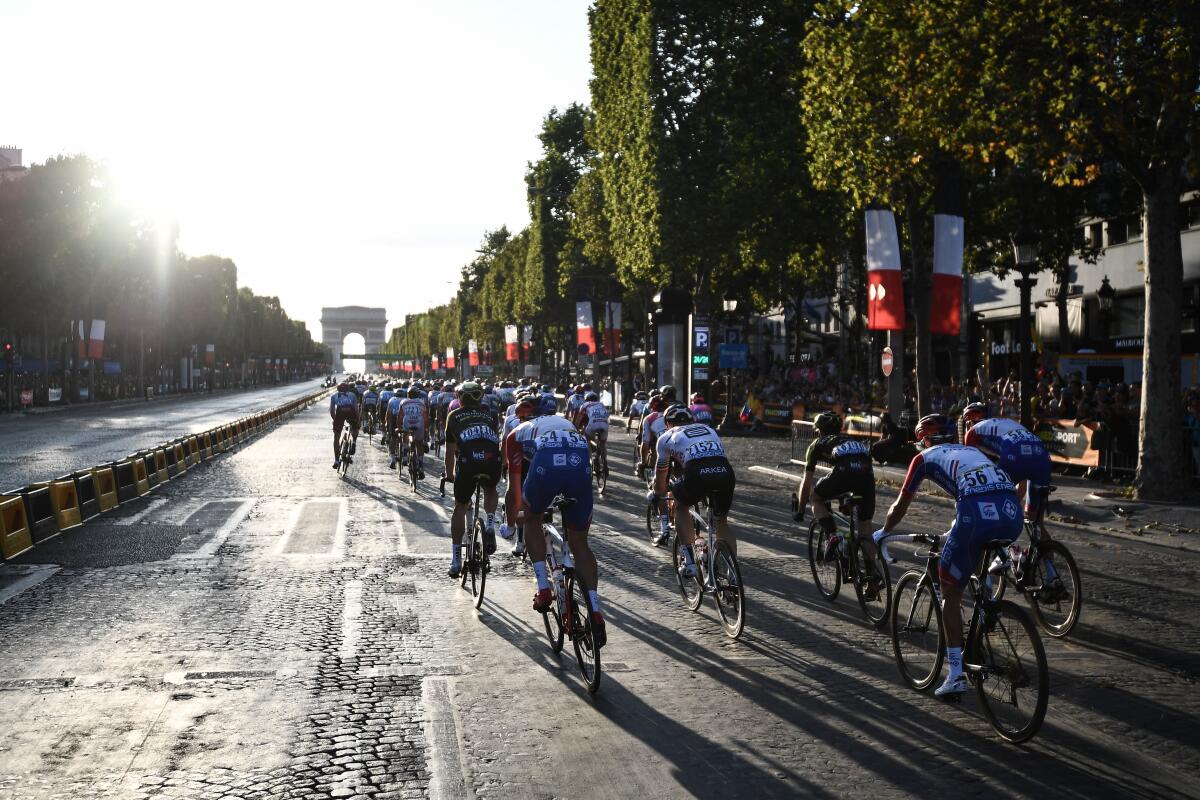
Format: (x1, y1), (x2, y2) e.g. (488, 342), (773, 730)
(442, 473), (490, 610)
(805, 493), (891, 627)
(538, 495), (602, 693)
(884, 531), (1049, 743)
(431, 422), (445, 459)
(672, 501), (745, 638)
(363, 407), (377, 442)
(336, 426), (355, 478)
(590, 433), (609, 496)
(984, 487), (1081, 638)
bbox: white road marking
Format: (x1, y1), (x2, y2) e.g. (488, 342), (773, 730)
(338, 579), (363, 660)
(0, 564), (61, 606)
(332, 497), (349, 558)
(423, 677), (472, 800)
(113, 498), (167, 526)
(274, 501), (307, 556)
(392, 507), (408, 554)
(182, 499), (255, 558)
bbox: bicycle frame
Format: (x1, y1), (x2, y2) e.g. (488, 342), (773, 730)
(905, 536), (1000, 675)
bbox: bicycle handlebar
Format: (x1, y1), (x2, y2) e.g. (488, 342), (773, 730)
(876, 531), (941, 564)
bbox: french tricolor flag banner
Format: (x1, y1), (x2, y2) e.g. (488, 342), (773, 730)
(931, 186), (965, 336)
(522, 325), (533, 360)
(468, 340), (479, 367)
(504, 325), (519, 361)
(431, 354), (440, 371)
(576, 302), (596, 356)
(603, 302), (622, 356)
(445, 347), (456, 369)
(77, 320), (107, 359)
(864, 209), (905, 331)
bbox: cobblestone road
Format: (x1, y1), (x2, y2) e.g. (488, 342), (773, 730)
(0, 403), (1195, 799)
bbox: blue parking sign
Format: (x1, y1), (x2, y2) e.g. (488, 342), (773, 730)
(718, 343), (748, 369)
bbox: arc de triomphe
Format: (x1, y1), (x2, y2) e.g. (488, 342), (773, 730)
(320, 306), (388, 373)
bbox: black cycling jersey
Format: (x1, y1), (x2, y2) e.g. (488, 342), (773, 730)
(804, 434), (873, 475)
(446, 406), (500, 463)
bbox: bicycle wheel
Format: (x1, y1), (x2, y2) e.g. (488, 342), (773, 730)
(891, 571), (944, 691)
(807, 520), (841, 601)
(646, 503), (658, 544)
(851, 538), (891, 628)
(566, 572), (601, 694)
(1025, 541), (1081, 638)
(472, 518), (487, 609)
(712, 540), (745, 639)
(542, 593), (565, 653)
(971, 599), (1049, 743)
(594, 454), (607, 496)
(672, 535), (704, 611)
(409, 446), (420, 491)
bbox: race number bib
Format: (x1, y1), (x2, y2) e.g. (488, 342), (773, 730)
(956, 463), (1013, 497)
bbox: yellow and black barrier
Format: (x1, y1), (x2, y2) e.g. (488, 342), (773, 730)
(91, 466), (119, 512)
(153, 448), (171, 483)
(0, 495), (33, 560)
(73, 469), (101, 520)
(47, 478), (83, 531)
(131, 458), (152, 496)
(171, 442), (188, 475)
(112, 460), (139, 504)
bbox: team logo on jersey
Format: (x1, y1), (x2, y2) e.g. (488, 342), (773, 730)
(1003, 499), (1019, 519)
(979, 502), (999, 521)
(536, 466), (545, 475)
(1020, 445), (1032, 455)
(568, 453), (583, 467)
(553, 453), (567, 467)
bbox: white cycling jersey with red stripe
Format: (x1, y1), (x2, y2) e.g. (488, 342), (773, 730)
(656, 423), (726, 469)
(901, 444), (1015, 501)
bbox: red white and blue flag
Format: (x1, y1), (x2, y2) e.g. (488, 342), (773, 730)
(864, 209), (905, 331)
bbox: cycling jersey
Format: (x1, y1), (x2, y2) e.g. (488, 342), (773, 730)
(688, 403), (715, 425)
(330, 391), (358, 412)
(379, 390), (395, 409)
(362, 391), (379, 407)
(655, 423), (727, 468)
(355, 383), (367, 397)
(565, 393), (585, 417)
(804, 434), (873, 475)
(506, 415), (592, 529)
(398, 397), (426, 430)
(903, 444), (1022, 586)
(641, 411), (666, 446)
(963, 418), (1052, 489)
(575, 400), (610, 435)
(628, 400), (647, 417)
(446, 406), (501, 503)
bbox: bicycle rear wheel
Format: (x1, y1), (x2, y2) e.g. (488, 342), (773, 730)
(594, 453), (607, 495)
(712, 540), (745, 639)
(672, 536), (704, 611)
(891, 571), (944, 691)
(807, 520), (841, 600)
(566, 572), (601, 694)
(1026, 540), (1081, 638)
(646, 503), (659, 544)
(542, 600), (565, 653)
(971, 599), (1048, 743)
(851, 539), (891, 628)
(468, 519), (486, 606)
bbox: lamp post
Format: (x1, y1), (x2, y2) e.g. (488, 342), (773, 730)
(1011, 228), (1040, 428)
(719, 297), (738, 432)
(1097, 275), (1116, 341)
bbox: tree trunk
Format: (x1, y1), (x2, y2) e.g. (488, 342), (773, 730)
(905, 194), (933, 415)
(1135, 175), (1186, 499)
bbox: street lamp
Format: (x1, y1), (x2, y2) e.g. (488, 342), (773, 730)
(1011, 228), (1040, 428)
(719, 296), (739, 432)
(1097, 275), (1116, 341)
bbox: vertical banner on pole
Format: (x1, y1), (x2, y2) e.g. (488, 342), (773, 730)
(468, 340), (480, 366)
(504, 325), (519, 361)
(864, 208), (906, 330)
(604, 302), (622, 356)
(522, 325), (533, 360)
(445, 347), (456, 369)
(205, 344), (216, 365)
(432, 354), (440, 371)
(576, 302), (596, 355)
(931, 179), (966, 336)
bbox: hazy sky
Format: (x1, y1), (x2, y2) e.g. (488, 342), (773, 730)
(4, 0), (592, 347)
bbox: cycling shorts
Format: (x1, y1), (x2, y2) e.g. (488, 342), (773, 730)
(454, 456), (501, 504)
(585, 421), (609, 438)
(332, 406), (359, 433)
(523, 449), (593, 530)
(940, 490), (1023, 587)
(814, 469), (876, 519)
(997, 444), (1052, 496)
(670, 456), (735, 518)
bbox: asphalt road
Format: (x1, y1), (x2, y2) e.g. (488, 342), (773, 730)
(0, 382), (325, 490)
(0, 404), (1195, 799)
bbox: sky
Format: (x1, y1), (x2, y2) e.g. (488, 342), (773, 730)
(3, 0), (593, 348)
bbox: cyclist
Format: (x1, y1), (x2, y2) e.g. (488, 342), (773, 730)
(500, 393), (539, 555)
(392, 386), (428, 476)
(873, 414), (1022, 698)
(563, 384), (585, 419)
(506, 394), (606, 647)
(960, 403), (1052, 521)
(638, 392), (667, 482)
(362, 384), (380, 432)
(329, 381), (360, 470)
(626, 390), (649, 433)
(688, 392), (715, 425)
(794, 411), (883, 595)
(650, 405), (737, 577)
(573, 391), (610, 471)
(444, 381), (501, 577)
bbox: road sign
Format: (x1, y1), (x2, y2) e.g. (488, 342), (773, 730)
(718, 343), (749, 370)
(694, 326), (709, 350)
(726, 328), (741, 345)
(881, 346), (894, 377)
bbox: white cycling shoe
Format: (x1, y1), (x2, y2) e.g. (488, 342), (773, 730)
(511, 539), (525, 556)
(935, 673), (969, 698)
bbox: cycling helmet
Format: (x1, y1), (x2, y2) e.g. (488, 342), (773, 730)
(648, 395), (666, 412)
(483, 384), (494, 393)
(337, 381), (352, 392)
(582, 383), (592, 392)
(457, 381), (483, 406)
(915, 414), (957, 447)
(814, 411), (841, 435)
(537, 395), (559, 416)
(515, 395), (538, 418)
(584, 391), (599, 402)
(659, 385), (677, 402)
(961, 402), (988, 427)
(407, 386), (420, 398)
(689, 392), (705, 405)
(663, 404), (693, 426)
(635, 390), (648, 400)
